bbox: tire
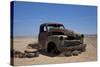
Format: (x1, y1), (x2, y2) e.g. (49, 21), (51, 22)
(47, 43), (59, 54)
(47, 45), (52, 53)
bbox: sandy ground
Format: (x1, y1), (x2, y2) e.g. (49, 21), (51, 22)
(12, 35), (97, 66)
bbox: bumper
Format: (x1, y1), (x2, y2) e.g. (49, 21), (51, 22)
(59, 44), (86, 51)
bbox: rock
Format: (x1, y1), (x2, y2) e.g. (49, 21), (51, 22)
(72, 50), (79, 56)
(34, 52), (39, 57)
(64, 51), (72, 57)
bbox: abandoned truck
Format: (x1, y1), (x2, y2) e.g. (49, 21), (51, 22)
(38, 23), (86, 56)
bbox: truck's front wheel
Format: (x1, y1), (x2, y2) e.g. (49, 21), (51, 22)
(47, 42), (60, 54)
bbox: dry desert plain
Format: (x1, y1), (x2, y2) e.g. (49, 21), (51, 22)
(12, 35), (97, 66)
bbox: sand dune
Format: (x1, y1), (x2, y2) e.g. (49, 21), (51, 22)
(12, 35), (97, 66)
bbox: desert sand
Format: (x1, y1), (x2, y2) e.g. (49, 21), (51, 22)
(12, 35), (97, 66)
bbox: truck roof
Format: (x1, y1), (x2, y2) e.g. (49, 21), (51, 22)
(40, 23), (63, 26)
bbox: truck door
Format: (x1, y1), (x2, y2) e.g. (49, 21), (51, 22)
(39, 25), (48, 49)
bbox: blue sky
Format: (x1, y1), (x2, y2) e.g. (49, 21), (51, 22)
(13, 1), (97, 37)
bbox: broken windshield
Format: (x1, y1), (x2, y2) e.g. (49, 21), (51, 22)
(47, 25), (65, 31)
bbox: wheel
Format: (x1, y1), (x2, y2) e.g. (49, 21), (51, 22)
(47, 43), (60, 54)
(47, 44), (52, 53)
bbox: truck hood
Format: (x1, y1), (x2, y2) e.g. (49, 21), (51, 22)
(48, 29), (75, 36)
(48, 29), (82, 40)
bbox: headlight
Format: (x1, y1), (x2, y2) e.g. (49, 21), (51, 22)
(59, 35), (68, 40)
(59, 36), (63, 40)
